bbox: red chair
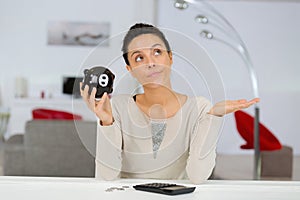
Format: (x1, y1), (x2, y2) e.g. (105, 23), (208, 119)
(234, 110), (281, 151)
(234, 110), (293, 178)
(32, 108), (82, 120)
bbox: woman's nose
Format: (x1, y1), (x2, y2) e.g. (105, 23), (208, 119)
(147, 62), (155, 69)
(146, 55), (155, 69)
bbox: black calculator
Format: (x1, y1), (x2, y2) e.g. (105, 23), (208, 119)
(133, 182), (196, 195)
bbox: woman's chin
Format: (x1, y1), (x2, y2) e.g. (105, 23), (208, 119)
(144, 83), (161, 89)
(142, 81), (168, 89)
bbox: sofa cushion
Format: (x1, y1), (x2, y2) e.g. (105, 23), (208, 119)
(32, 108), (82, 120)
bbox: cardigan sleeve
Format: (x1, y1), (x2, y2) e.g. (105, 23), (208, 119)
(186, 97), (223, 184)
(95, 99), (123, 181)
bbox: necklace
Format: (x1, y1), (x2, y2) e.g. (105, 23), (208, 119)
(151, 121), (167, 159)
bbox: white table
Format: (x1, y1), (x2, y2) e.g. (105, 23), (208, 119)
(0, 177), (299, 200)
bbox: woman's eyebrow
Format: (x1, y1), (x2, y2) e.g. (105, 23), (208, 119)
(130, 50), (141, 58)
(152, 43), (162, 48)
(130, 44), (163, 58)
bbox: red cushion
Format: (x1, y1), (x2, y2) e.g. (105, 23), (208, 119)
(32, 108), (82, 120)
(234, 110), (282, 151)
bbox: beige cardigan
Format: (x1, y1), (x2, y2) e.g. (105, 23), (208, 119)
(95, 94), (223, 184)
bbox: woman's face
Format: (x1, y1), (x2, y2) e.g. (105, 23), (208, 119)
(126, 34), (173, 88)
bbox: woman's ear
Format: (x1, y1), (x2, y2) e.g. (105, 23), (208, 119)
(168, 51), (173, 64)
(126, 65), (131, 72)
(126, 65), (136, 78)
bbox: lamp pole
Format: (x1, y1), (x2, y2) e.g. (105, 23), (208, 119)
(173, 0), (261, 179)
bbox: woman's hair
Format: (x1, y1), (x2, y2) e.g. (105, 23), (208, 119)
(122, 23), (171, 66)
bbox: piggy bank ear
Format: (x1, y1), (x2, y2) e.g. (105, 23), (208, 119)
(105, 69), (115, 80)
(111, 72), (115, 80)
(84, 69), (89, 75)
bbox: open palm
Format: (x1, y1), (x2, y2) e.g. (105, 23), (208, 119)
(209, 98), (260, 117)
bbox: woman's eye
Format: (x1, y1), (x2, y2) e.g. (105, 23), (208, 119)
(135, 56), (143, 62)
(154, 49), (162, 56)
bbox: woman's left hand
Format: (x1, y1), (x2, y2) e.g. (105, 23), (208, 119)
(208, 98), (260, 117)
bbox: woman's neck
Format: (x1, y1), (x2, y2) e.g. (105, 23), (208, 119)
(141, 86), (177, 106)
(136, 84), (187, 119)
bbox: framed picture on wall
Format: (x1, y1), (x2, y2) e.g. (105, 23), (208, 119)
(47, 21), (110, 47)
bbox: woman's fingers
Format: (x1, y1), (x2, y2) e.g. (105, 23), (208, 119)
(94, 92), (111, 112)
(231, 98), (260, 111)
(250, 98), (260, 104)
(237, 99), (247, 103)
(100, 93), (110, 110)
(80, 84), (99, 111)
(223, 98), (260, 114)
(81, 84), (90, 102)
(79, 84), (113, 125)
(89, 88), (100, 110)
(89, 87), (97, 103)
(240, 98), (260, 109)
(102, 92), (108, 104)
(79, 82), (83, 94)
(210, 98), (260, 116)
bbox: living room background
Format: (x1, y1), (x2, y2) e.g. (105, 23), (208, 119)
(0, 0), (299, 155)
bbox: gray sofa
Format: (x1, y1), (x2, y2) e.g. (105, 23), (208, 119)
(3, 120), (97, 177)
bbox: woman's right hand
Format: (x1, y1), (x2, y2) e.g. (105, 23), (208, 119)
(80, 82), (114, 126)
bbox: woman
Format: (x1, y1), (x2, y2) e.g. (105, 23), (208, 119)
(81, 23), (259, 184)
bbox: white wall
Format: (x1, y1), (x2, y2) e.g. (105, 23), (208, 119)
(1, 0), (299, 155)
(0, 0), (156, 103)
(157, 0), (300, 155)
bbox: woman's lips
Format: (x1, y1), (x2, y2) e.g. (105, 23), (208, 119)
(147, 71), (162, 77)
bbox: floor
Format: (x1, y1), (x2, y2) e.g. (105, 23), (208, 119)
(0, 139), (299, 180)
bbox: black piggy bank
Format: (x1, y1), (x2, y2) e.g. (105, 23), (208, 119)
(81, 66), (115, 99)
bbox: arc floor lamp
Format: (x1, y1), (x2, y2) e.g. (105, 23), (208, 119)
(173, 0), (261, 180)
